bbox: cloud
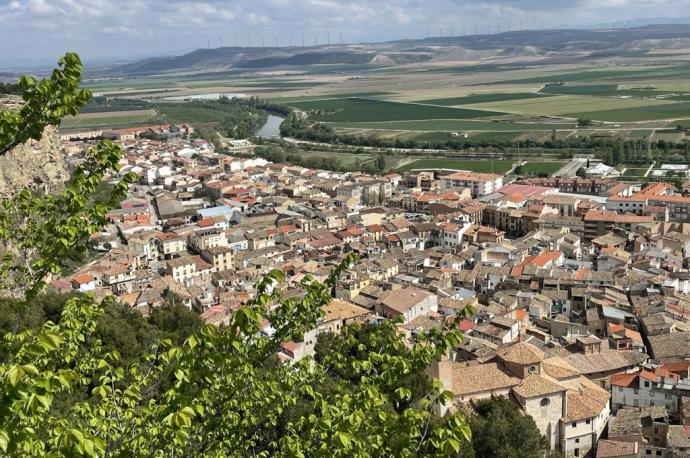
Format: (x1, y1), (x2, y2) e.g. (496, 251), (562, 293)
(1, 0), (690, 64)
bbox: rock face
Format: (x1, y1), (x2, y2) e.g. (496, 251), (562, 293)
(0, 96), (69, 199)
(0, 125), (69, 199)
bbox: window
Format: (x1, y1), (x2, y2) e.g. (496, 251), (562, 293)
(528, 365), (538, 374)
(655, 451), (661, 456)
(540, 398), (550, 407)
(644, 381), (650, 388)
(574, 448), (579, 457)
(575, 438), (580, 444)
(572, 422), (577, 428)
(585, 419), (591, 425)
(645, 450), (651, 455)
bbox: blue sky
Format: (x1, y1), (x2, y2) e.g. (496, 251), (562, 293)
(1, 0), (690, 66)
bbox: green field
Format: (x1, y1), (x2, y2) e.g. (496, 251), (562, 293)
(396, 159), (514, 173)
(623, 167), (648, 176)
(326, 119), (575, 131)
(566, 102), (690, 122)
(286, 97), (503, 122)
(61, 110), (159, 128)
(416, 92), (549, 106)
(468, 131), (523, 142)
(519, 161), (566, 176)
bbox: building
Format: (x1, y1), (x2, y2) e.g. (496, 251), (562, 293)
(377, 287), (438, 324)
(440, 171), (504, 198)
(432, 341), (610, 456)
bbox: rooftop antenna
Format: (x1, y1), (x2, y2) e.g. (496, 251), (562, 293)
(302, 34), (305, 47)
(275, 36), (278, 47)
(248, 36), (251, 47)
(327, 32), (330, 45)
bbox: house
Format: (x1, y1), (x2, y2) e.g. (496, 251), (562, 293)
(71, 274), (97, 292)
(377, 287), (438, 324)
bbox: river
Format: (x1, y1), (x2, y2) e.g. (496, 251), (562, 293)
(257, 115), (284, 138)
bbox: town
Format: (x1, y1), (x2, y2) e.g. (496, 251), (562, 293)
(56, 122), (690, 458)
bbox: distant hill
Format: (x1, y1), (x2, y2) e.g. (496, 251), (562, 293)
(108, 24), (690, 76)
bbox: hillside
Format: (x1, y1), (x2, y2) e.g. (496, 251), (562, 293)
(108, 24), (690, 76)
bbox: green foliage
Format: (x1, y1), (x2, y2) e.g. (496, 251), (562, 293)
(0, 53), (472, 456)
(460, 397), (548, 458)
(575, 167), (587, 178)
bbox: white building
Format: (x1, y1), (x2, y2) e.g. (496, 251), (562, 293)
(440, 171), (503, 198)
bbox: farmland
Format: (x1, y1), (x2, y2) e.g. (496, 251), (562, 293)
(60, 109), (160, 128)
(396, 159), (515, 173)
(286, 98), (503, 122)
(519, 161), (567, 176)
(72, 27), (690, 150)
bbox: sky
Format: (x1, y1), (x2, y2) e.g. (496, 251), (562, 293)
(1, 0), (690, 67)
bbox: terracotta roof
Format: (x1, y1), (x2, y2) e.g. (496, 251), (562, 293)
(380, 287), (434, 314)
(610, 372), (638, 388)
(596, 440), (638, 458)
(562, 376), (610, 422)
(542, 357), (580, 380)
(72, 274), (95, 285)
(513, 373), (566, 398)
(451, 362), (520, 396)
(496, 341), (545, 365)
(321, 299), (370, 322)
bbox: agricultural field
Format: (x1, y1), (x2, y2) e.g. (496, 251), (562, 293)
(286, 97), (503, 122)
(623, 167), (648, 177)
(88, 36), (690, 145)
(325, 119), (575, 132)
(519, 161), (567, 176)
(396, 159), (515, 173)
(60, 109), (160, 128)
(416, 92), (550, 106)
(462, 94), (672, 117)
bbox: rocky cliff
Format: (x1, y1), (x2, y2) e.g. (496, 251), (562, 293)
(0, 97), (69, 199)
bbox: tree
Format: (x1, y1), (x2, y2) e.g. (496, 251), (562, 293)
(575, 167), (587, 178)
(460, 397), (548, 458)
(0, 54), (471, 456)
